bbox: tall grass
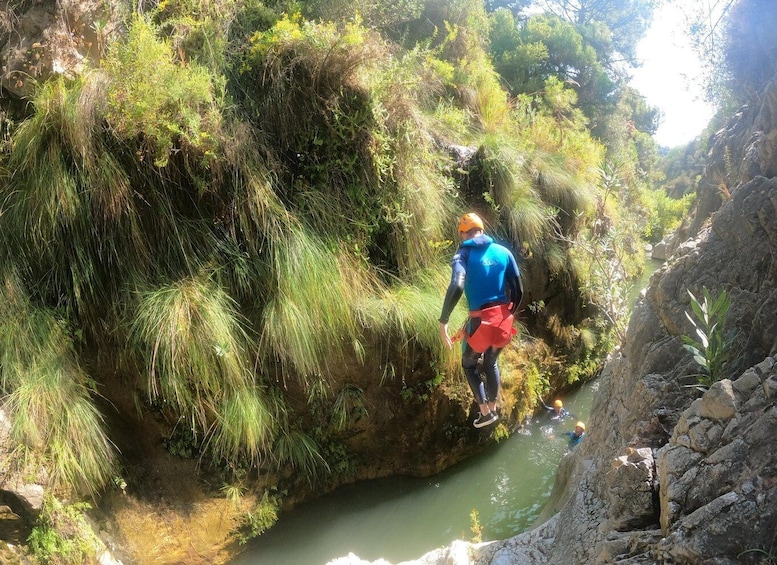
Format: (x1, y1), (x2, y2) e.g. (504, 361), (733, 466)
(0, 76), (146, 327)
(259, 226), (371, 382)
(219, 123), (291, 257)
(529, 150), (597, 234)
(384, 135), (456, 275)
(358, 268), (460, 376)
(475, 140), (555, 250)
(0, 274), (116, 495)
(209, 386), (276, 462)
(126, 273), (252, 432)
(2, 80), (88, 250)
(272, 429), (328, 485)
(503, 187), (554, 253)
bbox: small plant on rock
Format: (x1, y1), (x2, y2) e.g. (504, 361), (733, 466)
(468, 508), (483, 543)
(682, 287), (734, 389)
(235, 491), (280, 544)
(28, 496), (101, 565)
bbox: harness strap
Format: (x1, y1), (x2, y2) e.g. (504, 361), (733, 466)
(469, 302), (513, 317)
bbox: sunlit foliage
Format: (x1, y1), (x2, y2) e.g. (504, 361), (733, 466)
(0, 0), (666, 499)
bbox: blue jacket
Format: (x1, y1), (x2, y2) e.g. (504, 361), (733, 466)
(439, 235), (522, 323)
(567, 431), (584, 446)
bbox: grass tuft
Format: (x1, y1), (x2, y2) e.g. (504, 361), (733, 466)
(209, 386), (276, 462)
(0, 274), (117, 495)
(126, 273), (252, 432)
(259, 226), (374, 382)
(272, 429), (328, 484)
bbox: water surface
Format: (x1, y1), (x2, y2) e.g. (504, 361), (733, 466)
(233, 382), (598, 565)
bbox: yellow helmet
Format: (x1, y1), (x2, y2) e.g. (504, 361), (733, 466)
(458, 212), (484, 234)
(553, 399), (563, 408)
(576, 421), (586, 431)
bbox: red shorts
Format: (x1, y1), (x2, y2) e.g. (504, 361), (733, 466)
(466, 303), (516, 353)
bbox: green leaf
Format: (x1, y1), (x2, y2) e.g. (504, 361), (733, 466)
(695, 328), (709, 348)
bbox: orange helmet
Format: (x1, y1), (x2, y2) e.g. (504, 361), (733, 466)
(553, 399), (563, 408)
(458, 212), (484, 234)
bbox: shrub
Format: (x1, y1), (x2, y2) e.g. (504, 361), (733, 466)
(640, 187), (694, 244)
(103, 15), (222, 166)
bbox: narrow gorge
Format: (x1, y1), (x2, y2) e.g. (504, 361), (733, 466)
(355, 76), (777, 565)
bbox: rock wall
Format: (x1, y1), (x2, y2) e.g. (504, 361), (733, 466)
(0, 0), (126, 99)
(691, 78), (777, 240)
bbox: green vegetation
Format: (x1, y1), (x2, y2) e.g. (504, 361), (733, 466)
(104, 15), (222, 166)
(468, 508), (483, 543)
(28, 496), (101, 565)
(0, 0), (706, 520)
(682, 287), (734, 389)
(234, 491), (280, 544)
(0, 273), (117, 496)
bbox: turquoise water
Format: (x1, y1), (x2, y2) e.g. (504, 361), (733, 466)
(231, 381), (598, 565)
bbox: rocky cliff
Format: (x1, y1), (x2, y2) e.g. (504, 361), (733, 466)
(337, 81), (777, 565)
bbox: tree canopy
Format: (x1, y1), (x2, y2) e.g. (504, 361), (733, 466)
(531, 0), (656, 65)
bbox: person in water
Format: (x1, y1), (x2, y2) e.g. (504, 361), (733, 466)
(439, 212), (524, 428)
(567, 421), (585, 447)
(539, 398), (571, 421)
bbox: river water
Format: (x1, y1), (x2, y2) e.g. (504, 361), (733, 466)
(233, 259), (661, 565)
(232, 381), (597, 565)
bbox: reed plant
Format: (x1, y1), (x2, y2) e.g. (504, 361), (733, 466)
(503, 187), (553, 254)
(2, 79), (89, 252)
(472, 66), (512, 134)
